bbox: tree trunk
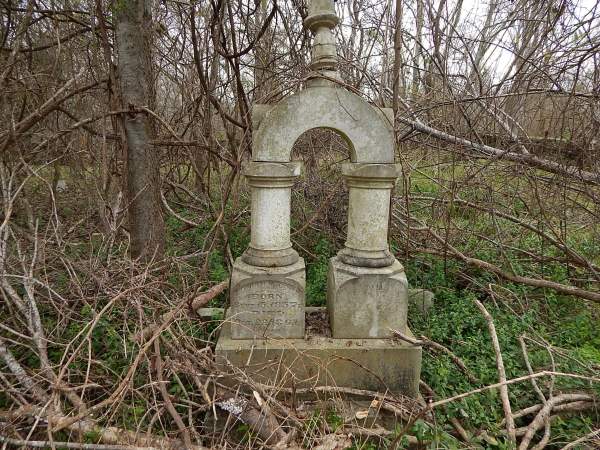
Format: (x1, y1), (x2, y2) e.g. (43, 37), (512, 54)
(115, 0), (165, 262)
(392, 0), (404, 114)
(253, 0), (275, 103)
(411, 0), (424, 99)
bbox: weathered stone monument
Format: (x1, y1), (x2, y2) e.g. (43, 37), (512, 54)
(215, 0), (422, 396)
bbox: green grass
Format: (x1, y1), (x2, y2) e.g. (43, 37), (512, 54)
(405, 255), (600, 447)
(306, 238), (334, 306)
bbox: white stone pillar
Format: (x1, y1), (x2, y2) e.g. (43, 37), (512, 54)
(242, 161), (301, 267)
(338, 163), (400, 268)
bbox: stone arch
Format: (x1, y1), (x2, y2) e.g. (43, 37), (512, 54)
(253, 86), (395, 163)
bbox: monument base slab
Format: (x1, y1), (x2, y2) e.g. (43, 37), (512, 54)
(215, 309), (421, 397)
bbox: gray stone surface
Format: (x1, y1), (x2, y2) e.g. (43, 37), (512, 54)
(239, 0), (397, 166)
(252, 86), (395, 163)
(195, 307), (223, 318)
(408, 289), (435, 315)
(56, 179), (68, 192)
(304, 0), (338, 72)
(212, 0), (423, 397)
(215, 313), (421, 397)
(327, 256), (408, 339)
(242, 161), (301, 267)
(338, 163), (400, 268)
(229, 257), (305, 339)
(252, 104), (394, 132)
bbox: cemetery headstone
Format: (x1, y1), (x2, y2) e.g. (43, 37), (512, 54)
(215, 0), (422, 397)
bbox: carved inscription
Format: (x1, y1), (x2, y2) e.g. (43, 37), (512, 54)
(230, 279), (304, 339)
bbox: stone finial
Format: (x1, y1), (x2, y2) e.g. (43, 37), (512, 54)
(304, 0), (339, 72)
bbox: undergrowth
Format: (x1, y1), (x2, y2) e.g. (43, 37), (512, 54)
(2, 163), (598, 449)
(155, 192), (600, 448)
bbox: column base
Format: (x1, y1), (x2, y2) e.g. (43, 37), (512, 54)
(242, 246), (299, 267)
(327, 256), (408, 338)
(337, 247), (395, 268)
(215, 308), (421, 397)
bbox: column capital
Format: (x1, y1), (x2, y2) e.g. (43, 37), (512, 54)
(341, 163), (401, 189)
(244, 161), (302, 188)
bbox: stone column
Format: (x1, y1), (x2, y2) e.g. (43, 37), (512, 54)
(242, 162), (301, 268)
(337, 163), (400, 268)
(229, 161), (305, 339)
(327, 163), (408, 338)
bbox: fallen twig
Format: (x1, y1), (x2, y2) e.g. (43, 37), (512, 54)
(519, 394), (594, 450)
(429, 371), (600, 409)
(0, 436), (155, 450)
(284, 385), (420, 422)
(559, 428), (600, 449)
(393, 330), (478, 383)
(2, 408), (209, 449)
(153, 339), (193, 448)
(508, 399), (596, 423)
(132, 280), (228, 342)
(474, 299), (516, 445)
(396, 113), (600, 185)
(519, 335), (551, 450)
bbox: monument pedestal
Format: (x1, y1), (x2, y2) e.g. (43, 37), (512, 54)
(212, 0), (423, 402)
(215, 308), (422, 397)
(327, 256), (408, 338)
(229, 258), (305, 339)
